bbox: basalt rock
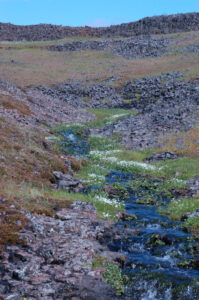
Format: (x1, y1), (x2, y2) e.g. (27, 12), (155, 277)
(144, 151), (179, 162)
(49, 36), (170, 59)
(53, 171), (83, 192)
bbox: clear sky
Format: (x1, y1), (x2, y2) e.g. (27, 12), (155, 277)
(0, 0), (199, 27)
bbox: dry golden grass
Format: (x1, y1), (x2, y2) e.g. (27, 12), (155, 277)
(158, 127), (199, 155)
(0, 94), (32, 115)
(0, 116), (77, 250)
(0, 31), (199, 86)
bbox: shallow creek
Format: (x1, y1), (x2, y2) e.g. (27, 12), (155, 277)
(61, 130), (199, 300)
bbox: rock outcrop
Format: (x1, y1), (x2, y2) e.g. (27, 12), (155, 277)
(49, 36), (169, 59)
(0, 202), (117, 299)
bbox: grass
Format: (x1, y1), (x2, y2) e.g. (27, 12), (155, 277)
(46, 189), (124, 221)
(0, 94), (32, 115)
(159, 197), (199, 220)
(77, 163), (108, 185)
(184, 217), (199, 230)
(0, 118), (68, 184)
(111, 149), (155, 162)
(87, 108), (137, 128)
(153, 156), (199, 180)
(1, 31), (199, 86)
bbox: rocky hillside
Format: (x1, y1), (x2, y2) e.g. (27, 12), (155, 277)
(1, 12), (199, 41)
(0, 13), (199, 300)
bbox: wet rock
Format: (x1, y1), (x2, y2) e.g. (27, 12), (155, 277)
(117, 212), (137, 221)
(104, 185), (123, 198)
(147, 233), (171, 247)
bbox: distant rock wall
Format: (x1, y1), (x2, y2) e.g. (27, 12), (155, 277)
(48, 37), (169, 59)
(1, 13), (199, 41)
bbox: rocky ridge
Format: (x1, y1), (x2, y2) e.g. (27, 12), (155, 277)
(1, 13), (199, 41)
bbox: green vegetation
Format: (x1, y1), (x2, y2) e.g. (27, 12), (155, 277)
(77, 163), (108, 185)
(92, 255), (125, 295)
(112, 149), (155, 162)
(87, 108), (137, 128)
(154, 156), (199, 180)
(184, 217), (199, 229)
(159, 198), (199, 220)
(88, 136), (119, 151)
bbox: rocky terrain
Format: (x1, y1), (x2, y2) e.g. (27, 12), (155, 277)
(0, 12), (199, 300)
(1, 13), (199, 41)
(48, 36), (169, 59)
(38, 72), (199, 149)
(0, 202), (118, 300)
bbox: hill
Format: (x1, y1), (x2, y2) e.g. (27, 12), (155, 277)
(1, 12), (199, 41)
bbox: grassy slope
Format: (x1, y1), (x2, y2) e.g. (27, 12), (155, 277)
(0, 31), (199, 86)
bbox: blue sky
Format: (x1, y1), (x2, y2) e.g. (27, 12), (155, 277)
(0, 0), (199, 27)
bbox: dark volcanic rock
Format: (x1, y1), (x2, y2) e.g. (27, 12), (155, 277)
(37, 82), (123, 109)
(144, 151), (179, 162)
(53, 171), (83, 192)
(90, 72), (199, 149)
(49, 36), (169, 59)
(1, 13), (199, 41)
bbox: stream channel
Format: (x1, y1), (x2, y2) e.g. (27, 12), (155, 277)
(60, 129), (199, 300)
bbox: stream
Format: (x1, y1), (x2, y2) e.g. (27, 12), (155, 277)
(61, 129), (199, 300)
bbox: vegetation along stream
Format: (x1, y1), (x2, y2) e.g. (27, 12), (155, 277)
(55, 120), (199, 300)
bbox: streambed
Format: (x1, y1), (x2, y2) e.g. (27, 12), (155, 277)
(61, 129), (199, 300)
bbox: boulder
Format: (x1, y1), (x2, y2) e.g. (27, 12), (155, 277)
(53, 171), (83, 192)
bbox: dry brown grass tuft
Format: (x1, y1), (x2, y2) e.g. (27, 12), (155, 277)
(0, 94), (32, 115)
(158, 127), (199, 155)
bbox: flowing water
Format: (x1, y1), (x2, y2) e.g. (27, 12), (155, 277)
(61, 129), (199, 300)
